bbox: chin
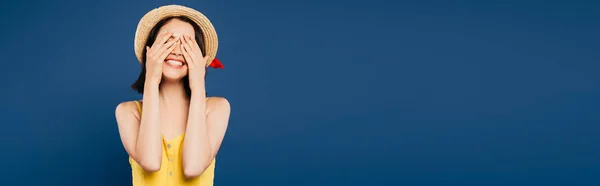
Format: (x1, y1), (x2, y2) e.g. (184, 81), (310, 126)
(163, 74), (187, 81)
(162, 66), (188, 81)
(162, 71), (187, 81)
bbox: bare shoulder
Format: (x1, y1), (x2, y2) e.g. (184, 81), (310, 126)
(207, 97), (230, 110)
(206, 97), (231, 116)
(115, 100), (142, 121)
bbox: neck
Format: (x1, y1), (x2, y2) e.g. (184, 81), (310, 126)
(158, 79), (189, 106)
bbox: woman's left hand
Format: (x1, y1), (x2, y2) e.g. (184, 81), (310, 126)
(181, 34), (209, 91)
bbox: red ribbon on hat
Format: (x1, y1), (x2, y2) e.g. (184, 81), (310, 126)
(209, 57), (224, 68)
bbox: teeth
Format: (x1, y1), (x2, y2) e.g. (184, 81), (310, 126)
(166, 60), (183, 66)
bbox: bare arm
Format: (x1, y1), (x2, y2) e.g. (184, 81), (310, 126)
(180, 34), (231, 178)
(114, 83), (162, 172)
(181, 87), (231, 178)
(115, 31), (179, 172)
(136, 83), (163, 171)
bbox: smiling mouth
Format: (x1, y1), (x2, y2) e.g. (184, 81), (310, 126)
(165, 59), (185, 66)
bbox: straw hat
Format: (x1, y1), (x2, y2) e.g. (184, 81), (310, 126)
(134, 4), (223, 68)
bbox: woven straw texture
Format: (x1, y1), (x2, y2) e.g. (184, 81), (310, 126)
(134, 5), (218, 66)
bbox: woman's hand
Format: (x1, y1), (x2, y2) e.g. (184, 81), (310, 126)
(145, 31), (180, 85)
(181, 34), (209, 91)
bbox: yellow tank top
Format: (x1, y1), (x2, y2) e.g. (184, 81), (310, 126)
(131, 100), (216, 186)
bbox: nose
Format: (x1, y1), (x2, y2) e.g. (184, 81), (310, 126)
(169, 52), (183, 57)
(170, 39), (183, 56)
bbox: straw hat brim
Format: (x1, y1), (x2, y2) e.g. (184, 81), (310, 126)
(134, 5), (218, 67)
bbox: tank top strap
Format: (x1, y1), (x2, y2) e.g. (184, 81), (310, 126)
(134, 100), (142, 113)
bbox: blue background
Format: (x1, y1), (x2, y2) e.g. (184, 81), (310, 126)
(1, 0), (599, 185)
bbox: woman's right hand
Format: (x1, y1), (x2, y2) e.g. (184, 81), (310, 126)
(145, 31), (180, 84)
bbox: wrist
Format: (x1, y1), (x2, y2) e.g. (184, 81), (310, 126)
(189, 70), (206, 79)
(191, 86), (206, 95)
(191, 86), (206, 96)
(144, 80), (160, 90)
(145, 74), (161, 85)
(189, 77), (205, 90)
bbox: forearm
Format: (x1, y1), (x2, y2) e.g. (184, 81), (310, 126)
(135, 82), (163, 171)
(182, 83), (212, 177)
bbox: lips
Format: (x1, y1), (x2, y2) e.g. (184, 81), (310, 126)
(164, 57), (186, 68)
(166, 60), (184, 66)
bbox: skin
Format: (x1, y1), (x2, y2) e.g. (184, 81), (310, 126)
(115, 18), (231, 179)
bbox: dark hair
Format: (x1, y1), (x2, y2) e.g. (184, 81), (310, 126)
(131, 16), (207, 98)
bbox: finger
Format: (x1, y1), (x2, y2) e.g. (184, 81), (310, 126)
(185, 35), (203, 58)
(181, 35), (191, 52)
(182, 39), (195, 64)
(204, 56), (212, 68)
(157, 42), (178, 62)
(188, 35), (198, 49)
(150, 31), (174, 53)
(180, 42), (194, 66)
(161, 36), (180, 51)
(186, 35), (203, 56)
(182, 36), (195, 59)
(155, 36), (180, 57)
(184, 36), (207, 67)
(192, 36), (206, 56)
(183, 35), (192, 49)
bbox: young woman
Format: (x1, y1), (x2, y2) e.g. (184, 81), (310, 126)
(115, 5), (230, 186)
